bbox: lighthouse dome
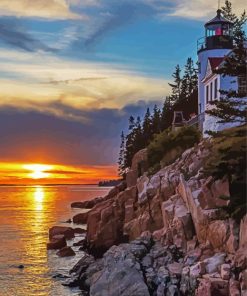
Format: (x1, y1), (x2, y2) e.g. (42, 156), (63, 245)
(205, 9), (233, 26)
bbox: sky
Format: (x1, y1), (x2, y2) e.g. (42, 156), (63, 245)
(0, 0), (245, 184)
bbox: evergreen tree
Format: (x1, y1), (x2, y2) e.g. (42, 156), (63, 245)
(142, 108), (153, 146)
(160, 97), (173, 131)
(181, 58), (198, 98)
(118, 131), (125, 177)
(151, 104), (161, 135)
(221, 0), (247, 41)
(124, 116), (136, 169)
(168, 65), (182, 103)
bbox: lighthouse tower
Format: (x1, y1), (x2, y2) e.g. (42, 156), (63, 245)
(197, 9), (234, 132)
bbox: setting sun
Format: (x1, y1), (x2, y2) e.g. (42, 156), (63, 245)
(23, 164), (53, 179)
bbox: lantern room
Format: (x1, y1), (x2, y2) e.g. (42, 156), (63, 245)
(198, 9), (234, 52)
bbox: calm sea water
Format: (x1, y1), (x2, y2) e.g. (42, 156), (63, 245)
(0, 185), (110, 296)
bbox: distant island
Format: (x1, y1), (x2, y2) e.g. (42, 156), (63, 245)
(98, 179), (122, 187)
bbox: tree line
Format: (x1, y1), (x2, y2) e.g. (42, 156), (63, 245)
(118, 57), (198, 176)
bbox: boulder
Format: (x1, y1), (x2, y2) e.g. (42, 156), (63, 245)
(47, 235), (66, 250)
(131, 148), (147, 171)
(90, 243), (150, 296)
(86, 198), (125, 256)
(234, 248), (247, 270)
(197, 176), (230, 210)
(71, 200), (97, 209)
(49, 226), (74, 240)
(137, 175), (149, 204)
(126, 169), (138, 188)
(72, 212), (89, 224)
(161, 194), (194, 249)
(167, 262), (183, 276)
(57, 246), (75, 257)
(226, 219), (239, 253)
(207, 220), (229, 251)
(221, 264), (231, 280)
(229, 278), (240, 296)
(204, 253), (226, 274)
(196, 277), (229, 296)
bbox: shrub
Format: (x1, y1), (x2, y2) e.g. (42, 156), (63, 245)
(204, 125), (247, 222)
(147, 126), (201, 172)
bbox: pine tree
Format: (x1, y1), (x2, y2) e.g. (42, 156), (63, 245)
(160, 97), (173, 131)
(168, 65), (182, 103)
(221, 0), (247, 41)
(181, 58), (198, 98)
(151, 104), (161, 135)
(142, 108), (153, 146)
(124, 116), (136, 169)
(118, 131), (125, 177)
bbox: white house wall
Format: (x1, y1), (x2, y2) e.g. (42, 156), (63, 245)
(198, 48), (231, 114)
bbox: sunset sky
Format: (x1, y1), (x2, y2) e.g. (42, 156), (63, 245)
(0, 0), (245, 184)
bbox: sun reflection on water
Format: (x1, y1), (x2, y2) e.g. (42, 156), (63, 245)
(34, 186), (44, 211)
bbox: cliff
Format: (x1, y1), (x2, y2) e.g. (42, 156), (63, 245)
(65, 131), (247, 295)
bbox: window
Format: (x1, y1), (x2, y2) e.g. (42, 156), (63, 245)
(214, 78), (218, 99)
(206, 85), (209, 103)
(238, 75), (247, 95)
(210, 82), (213, 101)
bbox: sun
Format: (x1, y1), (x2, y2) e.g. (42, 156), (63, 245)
(23, 164), (53, 179)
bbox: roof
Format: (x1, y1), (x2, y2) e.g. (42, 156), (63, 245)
(208, 57), (224, 70)
(205, 9), (233, 26)
(201, 57), (224, 83)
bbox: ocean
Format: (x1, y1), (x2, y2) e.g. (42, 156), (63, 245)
(0, 185), (111, 296)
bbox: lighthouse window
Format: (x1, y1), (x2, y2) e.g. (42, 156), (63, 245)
(214, 78), (218, 99)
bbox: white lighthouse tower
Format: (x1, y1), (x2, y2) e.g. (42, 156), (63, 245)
(197, 9), (234, 134)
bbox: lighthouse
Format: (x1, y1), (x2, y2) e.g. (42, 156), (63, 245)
(197, 9), (235, 135)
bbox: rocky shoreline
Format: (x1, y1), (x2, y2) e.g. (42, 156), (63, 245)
(47, 139), (247, 295)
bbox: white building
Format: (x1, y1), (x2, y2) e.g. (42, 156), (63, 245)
(197, 9), (247, 136)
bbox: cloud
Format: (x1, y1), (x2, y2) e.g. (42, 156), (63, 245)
(0, 0), (85, 20)
(82, 1), (154, 48)
(0, 49), (169, 120)
(0, 18), (56, 52)
(160, 0), (247, 20)
(0, 101), (162, 166)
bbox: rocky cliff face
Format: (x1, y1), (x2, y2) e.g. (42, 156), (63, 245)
(67, 139), (247, 295)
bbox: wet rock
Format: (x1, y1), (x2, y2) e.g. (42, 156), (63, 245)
(70, 254), (95, 275)
(73, 238), (86, 247)
(49, 226), (74, 240)
(73, 212), (89, 224)
(71, 199), (102, 209)
(57, 246), (75, 257)
(47, 234), (67, 250)
(18, 264), (24, 269)
(89, 244), (150, 296)
(73, 227), (86, 234)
